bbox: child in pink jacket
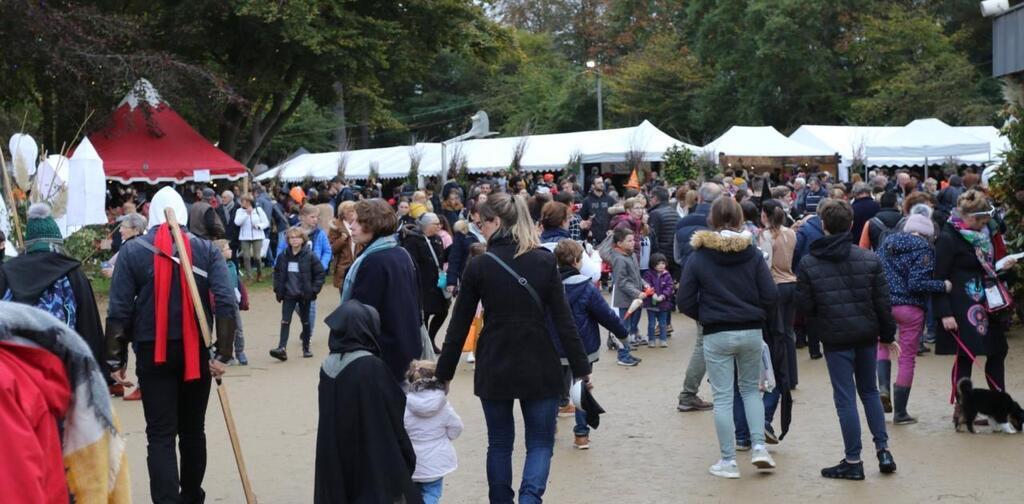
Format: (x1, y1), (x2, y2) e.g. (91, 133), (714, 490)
(404, 360), (463, 504)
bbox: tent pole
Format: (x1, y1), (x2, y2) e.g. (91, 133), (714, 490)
(924, 157), (928, 181)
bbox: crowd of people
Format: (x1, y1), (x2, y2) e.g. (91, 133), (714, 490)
(0, 161), (1020, 503)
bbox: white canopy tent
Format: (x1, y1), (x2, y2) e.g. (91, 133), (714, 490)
(704, 126), (835, 159)
(67, 137), (109, 229)
(256, 121), (696, 182)
(864, 118), (990, 178)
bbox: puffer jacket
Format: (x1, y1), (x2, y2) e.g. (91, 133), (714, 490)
(878, 232), (946, 308)
(795, 232), (896, 350)
(647, 202), (679, 260)
(547, 266), (627, 364)
(403, 388), (463, 483)
(677, 230), (778, 335)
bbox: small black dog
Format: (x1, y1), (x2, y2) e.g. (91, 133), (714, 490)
(955, 378), (1024, 434)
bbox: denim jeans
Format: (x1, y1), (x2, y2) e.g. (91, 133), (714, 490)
(646, 310), (669, 342)
(703, 329), (765, 461)
(480, 397), (560, 504)
(279, 298), (311, 348)
(824, 346), (889, 461)
(678, 323), (706, 404)
(617, 307), (641, 336)
(308, 299), (317, 337)
(734, 382), (780, 445)
(417, 478), (443, 504)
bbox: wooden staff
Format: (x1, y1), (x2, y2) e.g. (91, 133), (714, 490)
(0, 150), (24, 249)
(164, 208), (257, 504)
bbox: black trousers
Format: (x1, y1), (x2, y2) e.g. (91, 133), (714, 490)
(423, 306), (450, 350)
(136, 342), (212, 504)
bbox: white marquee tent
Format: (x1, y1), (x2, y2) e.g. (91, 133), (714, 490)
(703, 126), (834, 159)
(255, 121), (696, 182)
(864, 119), (990, 161)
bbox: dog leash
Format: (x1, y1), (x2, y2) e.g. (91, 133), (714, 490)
(949, 328), (1002, 404)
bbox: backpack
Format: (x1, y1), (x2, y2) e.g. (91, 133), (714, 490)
(597, 233), (616, 263)
(870, 217), (897, 251)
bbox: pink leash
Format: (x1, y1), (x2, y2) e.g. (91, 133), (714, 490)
(948, 328), (1002, 404)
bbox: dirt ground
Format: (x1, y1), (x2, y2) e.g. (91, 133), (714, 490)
(109, 285), (1024, 503)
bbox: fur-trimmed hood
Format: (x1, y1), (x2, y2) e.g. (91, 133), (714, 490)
(690, 229), (757, 265)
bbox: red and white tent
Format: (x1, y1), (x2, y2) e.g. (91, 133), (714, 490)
(86, 79), (247, 184)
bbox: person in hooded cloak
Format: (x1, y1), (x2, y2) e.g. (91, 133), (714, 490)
(314, 300), (421, 504)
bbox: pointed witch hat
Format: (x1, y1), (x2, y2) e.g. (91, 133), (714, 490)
(624, 168), (641, 190)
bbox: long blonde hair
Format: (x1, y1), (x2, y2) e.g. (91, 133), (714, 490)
(479, 192), (539, 257)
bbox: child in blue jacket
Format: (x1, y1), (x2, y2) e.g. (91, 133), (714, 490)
(551, 240), (633, 450)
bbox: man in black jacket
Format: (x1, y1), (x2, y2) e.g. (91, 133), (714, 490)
(579, 176), (616, 245)
(795, 199), (898, 481)
(647, 186), (679, 278)
(673, 182), (723, 413)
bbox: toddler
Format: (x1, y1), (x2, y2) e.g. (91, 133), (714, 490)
(404, 360), (463, 504)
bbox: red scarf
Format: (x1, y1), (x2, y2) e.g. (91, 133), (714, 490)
(153, 224), (201, 381)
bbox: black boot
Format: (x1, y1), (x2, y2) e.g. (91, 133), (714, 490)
(302, 339), (313, 358)
(892, 385), (917, 425)
(877, 360), (892, 413)
(821, 460), (865, 480)
(877, 449), (897, 474)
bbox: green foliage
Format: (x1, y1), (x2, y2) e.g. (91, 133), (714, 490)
(662, 145), (717, 185)
(989, 104), (1024, 315)
(64, 225), (113, 266)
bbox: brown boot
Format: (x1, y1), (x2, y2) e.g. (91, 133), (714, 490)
(574, 435), (590, 450)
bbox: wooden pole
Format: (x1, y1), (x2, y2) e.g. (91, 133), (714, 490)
(0, 150), (24, 249)
(164, 208), (258, 504)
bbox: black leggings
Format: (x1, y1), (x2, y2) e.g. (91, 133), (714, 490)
(953, 345), (1007, 392)
(424, 307), (450, 350)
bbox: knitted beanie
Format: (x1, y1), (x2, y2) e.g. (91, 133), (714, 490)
(903, 214), (934, 238)
(24, 203), (64, 254)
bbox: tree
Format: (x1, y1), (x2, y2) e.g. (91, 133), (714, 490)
(607, 31), (709, 143)
(845, 4), (999, 125)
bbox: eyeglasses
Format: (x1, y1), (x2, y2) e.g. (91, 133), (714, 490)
(969, 205), (996, 218)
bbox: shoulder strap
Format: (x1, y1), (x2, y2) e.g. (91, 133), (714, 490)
(485, 252), (543, 310)
(136, 237), (209, 278)
(423, 235), (441, 270)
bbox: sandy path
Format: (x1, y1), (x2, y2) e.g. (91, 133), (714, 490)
(110, 285), (1024, 503)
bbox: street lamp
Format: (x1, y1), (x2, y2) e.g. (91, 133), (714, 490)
(586, 60), (603, 130)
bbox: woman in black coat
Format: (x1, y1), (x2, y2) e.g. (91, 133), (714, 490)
(436, 193), (591, 503)
(343, 199), (423, 382)
(934, 190), (1017, 402)
(401, 213), (450, 352)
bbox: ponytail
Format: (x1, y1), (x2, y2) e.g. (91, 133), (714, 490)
(510, 194), (539, 257)
(762, 199), (786, 231)
(478, 193), (539, 257)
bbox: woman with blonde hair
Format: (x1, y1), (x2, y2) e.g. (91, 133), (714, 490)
(436, 192), (591, 502)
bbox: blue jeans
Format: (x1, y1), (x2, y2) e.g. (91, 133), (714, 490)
(703, 329), (765, 461)
(734, 383), (780, 445)
(618, 307), (641, 335)
(824, 346), (889, 461)
(646, 310), (669, 342)
(480, 397), (559, 504)
(417, 478), (443, 504)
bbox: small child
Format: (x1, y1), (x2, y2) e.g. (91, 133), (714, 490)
(553, 240), (632, 448)
(404, 360), (463, 504)
(642, 253), (675, 348)
(271, 227), (326, 361)
(463, 242), (488, 364)
(609, 226), (647, 350)
(215, 239), (247, 365)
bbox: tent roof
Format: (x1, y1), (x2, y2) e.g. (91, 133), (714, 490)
(256, 121), (696, 181)
(790, 122), (1008, 168)
(864, 118), (990, 159)
(86, 79), (247, 184)
(705, 126), (834, 158)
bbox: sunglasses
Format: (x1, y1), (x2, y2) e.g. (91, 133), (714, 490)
(969, 205), (996, 218)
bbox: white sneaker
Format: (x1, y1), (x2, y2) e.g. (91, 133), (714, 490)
(466, 352), (475, 364)
(709, 459), (740, 479)
(751, 445), (776, 469)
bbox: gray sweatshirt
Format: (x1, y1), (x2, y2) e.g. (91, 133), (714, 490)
(611, 248), (643, 308)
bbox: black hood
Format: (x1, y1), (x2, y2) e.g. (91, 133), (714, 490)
(0, 252), (81, 304)
(810, 232), (853, 262)
(558, 265), (581, 280)
(325, 300), (382, 356)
